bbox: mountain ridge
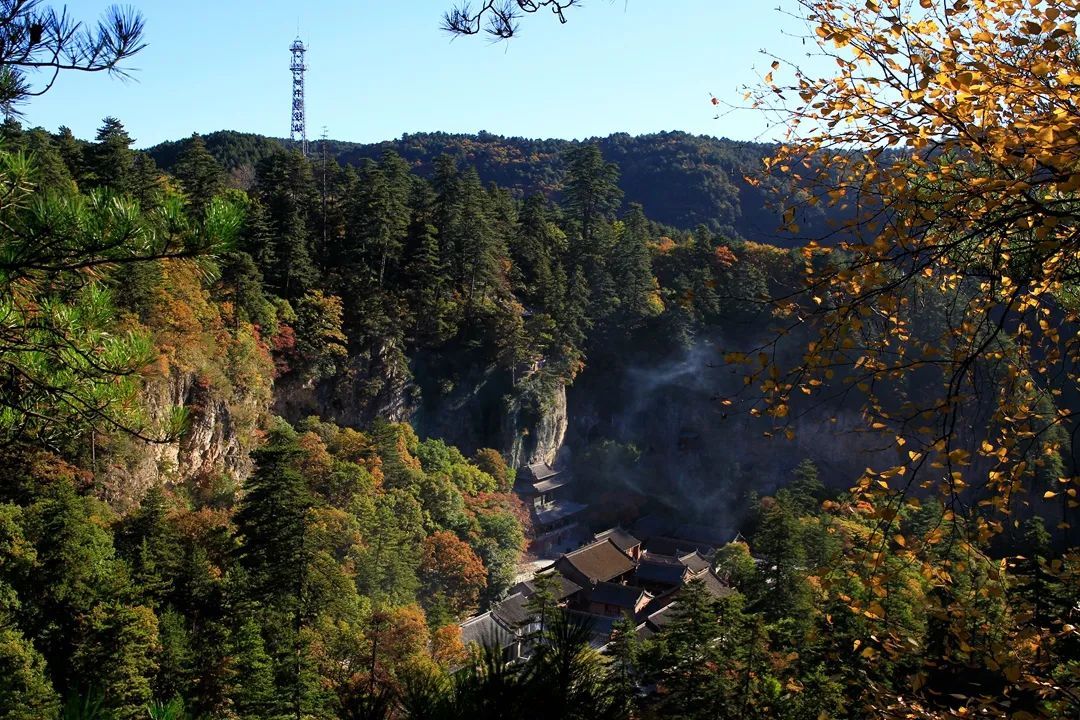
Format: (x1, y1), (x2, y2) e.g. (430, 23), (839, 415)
(146, 128), (823, 245)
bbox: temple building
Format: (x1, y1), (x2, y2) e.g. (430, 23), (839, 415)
(515, 461), (587, 554)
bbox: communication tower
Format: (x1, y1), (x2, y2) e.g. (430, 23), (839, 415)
(289, 37), (308, 156)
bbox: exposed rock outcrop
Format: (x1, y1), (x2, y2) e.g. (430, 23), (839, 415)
(504, 380), (567, 469)
(274, 341), (419, 427)
(102, 370), (268, 510)
(564, 339), (894, 528)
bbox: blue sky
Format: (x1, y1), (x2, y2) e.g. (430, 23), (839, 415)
(26, 1), (810, 147)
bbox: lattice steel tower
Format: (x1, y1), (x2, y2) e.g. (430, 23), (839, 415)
(289, 38), (308, 156)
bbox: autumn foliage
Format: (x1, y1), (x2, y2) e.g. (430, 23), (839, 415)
(741, 0), (1080, 716)
(419, 530), (488, 622)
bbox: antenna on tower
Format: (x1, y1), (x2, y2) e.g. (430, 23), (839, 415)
(289, 37), (308, 156)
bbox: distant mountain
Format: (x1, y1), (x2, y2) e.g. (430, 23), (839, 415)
(147, 129), (831, 246)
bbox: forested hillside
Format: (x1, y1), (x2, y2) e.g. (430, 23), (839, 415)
(3, 0), (1080, 717)
(146, 129), (834, 245)
(1, 105), (849, 716)
(4, 104), (1074, 718)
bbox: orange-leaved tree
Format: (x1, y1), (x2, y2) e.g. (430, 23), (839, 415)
(744, 0), (1080, 717)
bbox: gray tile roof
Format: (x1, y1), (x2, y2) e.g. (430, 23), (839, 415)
(557, 538), (637, 585)
(491, 592), (531, 627)
(635, 557), (690, 586)
(644, 536), (717, 557)
(645, 603), (678, 631)
(695, 571), (733, 599)
(564, 611), (622, 649)
(680, 551), (712, 574)
(585, 581), (645, 609)
(513, 571), (582, 601)
(531, 476), (571, 494)
(524, 462), (560, 481)
(534, 499), (587, 526)
(593, 527), (641, 554)
(460, 612), (515, 650)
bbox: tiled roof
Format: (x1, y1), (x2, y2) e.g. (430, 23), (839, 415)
(491, 592), (531, 627)
(644, 603), (678, 632)
(531, 476), (571, 494)
(635, 557), (690, 586)
(680, 551), (712, 573)
(694, 571), (733, 599)
(534, 499), (587, 526)
(525, 462), (560, 481)
(564, 611), (622, 649)
(644, 536), (717, 557)
(461, 612), (515, 649)
(585, 581), (646, 609)
(558, 538), (637, 585)
(593, 527), (641, 554)
(514, 571), (582, 601)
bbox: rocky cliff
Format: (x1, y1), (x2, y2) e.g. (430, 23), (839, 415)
(273, 343), (571, 470)
(564, 339), (895, 529)
(101, 370), (269, 510)
(503, 379), (568, 469)
(274, 342), (419, 428)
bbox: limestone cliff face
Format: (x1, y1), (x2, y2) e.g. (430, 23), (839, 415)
(409, 358), (569, 468)
(504, 380), (567, 469)
(274, 344), (419, 428)
(564, 340), (893, 528)
(102, 370), (268, 510)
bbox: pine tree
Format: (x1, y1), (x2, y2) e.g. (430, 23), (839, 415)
(219, 250), (276, 329)
(561, 144), (622, 250)
(645, 582), (751, 720)
(609, 203), (656, 328)
(174, 134), (225, 219)
(0, 626), (60, 720)
(128, 152), (164, 211)
(513, 194), (566, 312)
(229, 617), (277, 720)
(240, 197), (278, 281)
(787, 459), (826, 515)
(456, 168), (502, 312)
(607, 615), (640, 718)
(23, 128), (76, 193)
(54, 125), (86, 186)
(72, 602), (160, 720)
(523, 612), (619, 720)
(88, 116), (135, 192)
(353, 492), (421, 605)
(234, 433), (315, 719)
(235, 434), (312, 602)
(253, 149), (320, 297)
(18, 480), (127, 699)
(750, 495), (813, 638)
(405, 217), (454, 345)
(115, 486), (181, 609)
(351, 150), (412, 288)
(154, 607), (193, 704)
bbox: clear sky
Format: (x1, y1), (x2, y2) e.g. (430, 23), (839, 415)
(25, 1), (810, 148)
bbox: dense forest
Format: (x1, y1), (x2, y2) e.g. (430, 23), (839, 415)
(144, 129), (837, 246)
(2, 0), (1080, 718)
(0, 114), (808, 718)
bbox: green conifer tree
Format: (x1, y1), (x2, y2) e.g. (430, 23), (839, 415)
(72, 602), (160, 720)
(88, 116), (135, 192)
(0, 626), (60, 720)
(174, 134), (225, 220)
(229, 617), (277, 720)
